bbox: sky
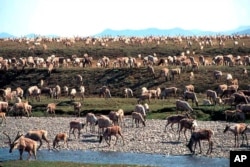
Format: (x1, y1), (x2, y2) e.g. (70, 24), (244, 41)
(0, 0), (250, 37)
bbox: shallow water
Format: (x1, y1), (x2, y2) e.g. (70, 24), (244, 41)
(0, 148), (229, 167)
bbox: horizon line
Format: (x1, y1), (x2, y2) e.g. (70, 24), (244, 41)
(1, 26), (250, 38)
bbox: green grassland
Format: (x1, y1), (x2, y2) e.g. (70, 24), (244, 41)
(1, 36), (250, 59)
(0, 37), (250, 121)
(0, 36), (250, 166)
(1, 66), (249, 121)
(1, 160), (147, 167)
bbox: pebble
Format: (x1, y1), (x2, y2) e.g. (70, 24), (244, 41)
(0, 116), (248, 159)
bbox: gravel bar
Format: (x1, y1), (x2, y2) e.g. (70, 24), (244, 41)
(1, 116), (249, 159)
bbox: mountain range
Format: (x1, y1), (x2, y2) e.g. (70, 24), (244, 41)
(1, 26), (250, 38)
(95, 26), (250, 37)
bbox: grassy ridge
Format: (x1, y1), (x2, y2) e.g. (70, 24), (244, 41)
(1, 37), (250, 121)
(1, 65), (250, 96)
(1, 37), (250, 59)
(1, 63), (250, 121)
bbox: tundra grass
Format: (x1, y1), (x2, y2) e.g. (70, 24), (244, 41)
(1, 160), (149, 167)
(12, 96), (249, 122)
(1, 38), (250, 122)
(0, 37), (250, 59)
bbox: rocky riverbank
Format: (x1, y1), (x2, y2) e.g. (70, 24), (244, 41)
(0, 116), (249, 159)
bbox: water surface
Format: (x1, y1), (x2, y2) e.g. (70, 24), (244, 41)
(0, 148), (229, 167)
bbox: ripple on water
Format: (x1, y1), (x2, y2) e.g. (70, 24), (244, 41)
(0, 148), (229, 167)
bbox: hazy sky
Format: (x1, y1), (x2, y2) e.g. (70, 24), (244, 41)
(0, 0), (250, 37)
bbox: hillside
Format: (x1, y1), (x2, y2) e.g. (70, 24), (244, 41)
(1, 65), (249, 98)
(0, 36), (250, 121)
(1, 35), (250, 60)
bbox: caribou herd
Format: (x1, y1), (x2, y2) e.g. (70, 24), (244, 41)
(0, 34), (250, 160)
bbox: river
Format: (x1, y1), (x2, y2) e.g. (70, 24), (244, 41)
(0, 148), (229, 167)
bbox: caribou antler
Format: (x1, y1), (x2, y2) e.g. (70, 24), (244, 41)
(3, 131), (11, 144)
(3, 131), (38, 160)
(14, 131), (23, 141)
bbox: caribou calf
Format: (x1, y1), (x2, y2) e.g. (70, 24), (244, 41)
(53, 133), (68, 149)
(69, 120), (85, 139)
(186, 129), (214, 155)
(99, 125), (125, 146)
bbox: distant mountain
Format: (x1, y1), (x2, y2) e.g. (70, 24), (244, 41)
(24, 33), (38, 38)
(234, 25), (250, 32)
(224, 26), (250, 35)
(0, 32), (16, 38)
(94, 28), (194, 37)
(0, 33), (59, 39)
(1, 26), (250, 38)
(95, 27), (250, 37)
(232, 26), (250, 35)
(24, 33), (59, 38)
(237, 29), (250, 34)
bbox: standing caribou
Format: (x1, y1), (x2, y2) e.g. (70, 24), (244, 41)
(3, 131), (37, 160)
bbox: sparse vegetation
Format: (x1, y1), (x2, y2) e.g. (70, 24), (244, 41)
(0, 37), (250, 121)
(1, 160), (146, 167)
